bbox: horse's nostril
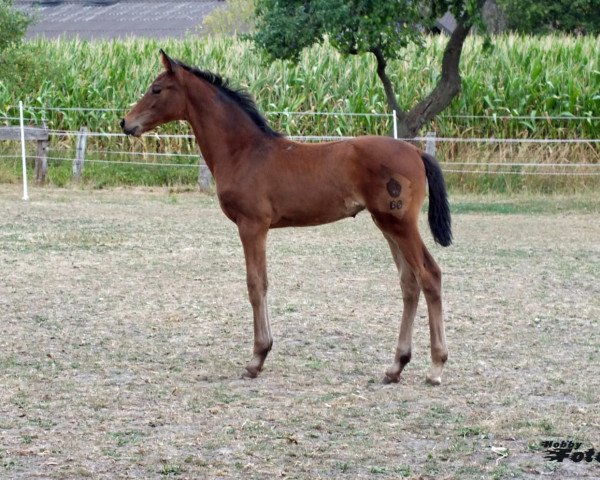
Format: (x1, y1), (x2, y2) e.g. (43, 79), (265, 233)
(120, 119), (125, 129)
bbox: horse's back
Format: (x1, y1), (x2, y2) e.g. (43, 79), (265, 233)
(349, 136), (425, 177)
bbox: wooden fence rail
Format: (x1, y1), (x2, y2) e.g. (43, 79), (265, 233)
(0, 126), (49, 184)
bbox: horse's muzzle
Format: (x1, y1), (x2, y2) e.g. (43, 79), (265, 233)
(120, 118), (141, 137)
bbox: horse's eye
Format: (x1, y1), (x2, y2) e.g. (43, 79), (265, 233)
(151, 86), (162, 95)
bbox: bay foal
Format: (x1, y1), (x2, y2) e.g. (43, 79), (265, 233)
(122, 51), (453, 385)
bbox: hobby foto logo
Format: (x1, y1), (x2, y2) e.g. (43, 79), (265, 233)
(542, 440), (600, 463)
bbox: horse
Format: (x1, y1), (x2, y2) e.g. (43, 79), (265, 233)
(121, 50), (453, 385)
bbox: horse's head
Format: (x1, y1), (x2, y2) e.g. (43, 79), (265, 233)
(121, 50), (187, 137)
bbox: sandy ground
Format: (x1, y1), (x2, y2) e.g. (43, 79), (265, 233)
(1, 185), (599, 479)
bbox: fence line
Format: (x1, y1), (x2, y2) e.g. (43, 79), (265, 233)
(3, 108), (599, 185)
(46, 130), (196, 139)
(7, 128), (600, 148)
(418, 137), (600, 144)
(49, 148), (201, 158)
(444, 169), (600, 176)
(46, 156), (198, 168)
(266, 111), (391, 118)
(5, 131), (600, 159)
(37, 128), (600, 144)
(436, 114), (600, 121)
(8, 106), (126, 112)
(38, 155), (600, 175)
(35, 154), (600, 171)
(441, 161), (600, 168)
(5, 105), (600, 121)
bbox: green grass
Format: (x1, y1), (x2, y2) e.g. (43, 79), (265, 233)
(450, 193), (600, 214)
(457, 426), (488, 438)
(0, 154), (199, 188)
(160, 463), (184, 476)
(111, 430), (145, 448)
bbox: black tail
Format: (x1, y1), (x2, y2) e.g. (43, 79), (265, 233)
(421, 152), (452, 247)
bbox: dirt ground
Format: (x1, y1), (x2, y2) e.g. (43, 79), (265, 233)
(1, 185), (599, 479)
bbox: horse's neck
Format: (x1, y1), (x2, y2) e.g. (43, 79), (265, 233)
(186, 84), (267, 176)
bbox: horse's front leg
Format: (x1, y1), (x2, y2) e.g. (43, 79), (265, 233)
(237, 219), (272, 378)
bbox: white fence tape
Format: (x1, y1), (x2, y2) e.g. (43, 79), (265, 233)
(5, 105), (600, 121)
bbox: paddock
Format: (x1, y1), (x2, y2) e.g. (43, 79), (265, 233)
(1, 185), (599, 479)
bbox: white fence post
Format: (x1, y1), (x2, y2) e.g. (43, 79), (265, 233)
(19, 101), (29, 201)
(392, 110), (398, 140)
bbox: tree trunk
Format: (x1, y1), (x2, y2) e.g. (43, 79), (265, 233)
(371, 4), (484, 139)
(402, 22), (470, 137)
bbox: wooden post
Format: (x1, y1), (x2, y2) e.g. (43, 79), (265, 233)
(426, 131), (437, 157)
(35, 134), (49, 184)
(198, 162), (212, 192)
(73, 126), (88, 181)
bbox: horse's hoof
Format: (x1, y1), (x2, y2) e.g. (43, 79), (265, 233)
(242, 368), (259, 379)
(382, 374), (400, 384)
(425, 374), (442, 386)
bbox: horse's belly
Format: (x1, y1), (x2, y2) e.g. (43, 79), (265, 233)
(270, 196), (365, 228)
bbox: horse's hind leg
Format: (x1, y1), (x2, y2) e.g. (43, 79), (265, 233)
(381, 233), (420, 384)
(418, 245), (448, 386)
(375, 217), (448, 385)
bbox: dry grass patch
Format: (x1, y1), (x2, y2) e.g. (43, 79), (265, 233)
(1, 185), (599, 479)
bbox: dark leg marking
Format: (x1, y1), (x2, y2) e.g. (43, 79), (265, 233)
(399, 352), (412, 366)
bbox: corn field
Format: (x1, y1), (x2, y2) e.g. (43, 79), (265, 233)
(1, 34), (598, 136)
(0, 34), (599, 191)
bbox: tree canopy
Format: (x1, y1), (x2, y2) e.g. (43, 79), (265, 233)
(499, 0), (600, 35)
(252, 0), (486, 137)
(0, 0), (32, 53)
(0, 1), (54, 92)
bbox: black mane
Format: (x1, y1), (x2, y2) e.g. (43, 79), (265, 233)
(176, 60), (282, 138)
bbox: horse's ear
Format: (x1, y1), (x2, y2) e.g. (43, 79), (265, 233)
(160, 49), (178, 73)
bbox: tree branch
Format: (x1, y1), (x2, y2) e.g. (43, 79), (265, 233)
(369, 46), (406, 125)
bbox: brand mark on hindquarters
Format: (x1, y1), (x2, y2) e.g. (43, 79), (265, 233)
(386, 178), (402, 197)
